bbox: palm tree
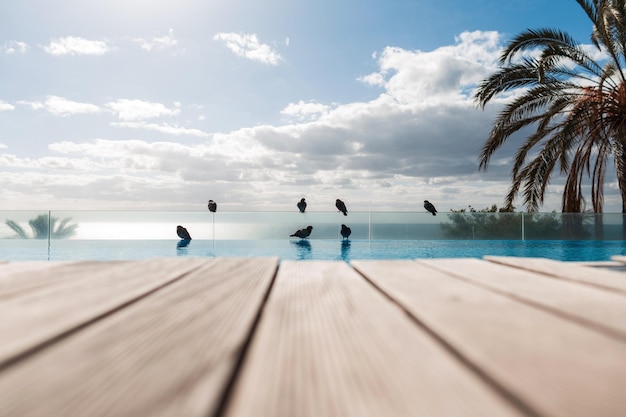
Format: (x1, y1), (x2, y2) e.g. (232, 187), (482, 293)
(5, 214), (78, 239)
(474, 0), (626, 214)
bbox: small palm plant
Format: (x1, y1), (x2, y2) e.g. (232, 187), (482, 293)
(5, 214), (78, 239)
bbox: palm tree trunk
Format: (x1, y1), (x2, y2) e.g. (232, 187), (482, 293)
(614, 141), (626, 237)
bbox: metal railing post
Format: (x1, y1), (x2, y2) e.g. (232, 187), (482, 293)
(48, 210), (52, 260)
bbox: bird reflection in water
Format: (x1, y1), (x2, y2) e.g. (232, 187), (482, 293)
(176, 225), (192, 256)
(176, 238), (191, 256)
(290, 239), (312, 260)
(341, 240), (351, 261)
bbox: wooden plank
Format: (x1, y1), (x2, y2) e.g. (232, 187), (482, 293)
(0, 262), (65, 284)
(485, 256), (626, 294)
(0, 257), (278, 417)
(0, 261), (125, 301)
(423, 258), (626, 342)
(573, 260), (624, 268)
(0, 258), (209, 367)
(610, 255), (626, 268)
(224, 261), (525, 417)
(352, 259), (626, 417)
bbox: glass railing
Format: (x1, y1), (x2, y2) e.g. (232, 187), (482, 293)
(1, 210), (625, 241)
(1, 210), (625, 258)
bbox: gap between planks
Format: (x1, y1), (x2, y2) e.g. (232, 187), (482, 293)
(223, 260), (527, 417)
(0, 257), (279, 417)
(352, 259), (626, 417)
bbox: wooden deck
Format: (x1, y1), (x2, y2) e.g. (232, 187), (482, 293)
(1, 256), (626, 417)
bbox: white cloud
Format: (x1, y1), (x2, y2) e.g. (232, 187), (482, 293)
(1, 30), (608, 212)
(133, 28), (178, 52)
(0, 151), (106, 174)
(106, 99), (180, 121)
(213, 32), (282, 65)
(17, 100), (45, 110)
(0, 31), (529, 211)
(19, 96), (100, 116)
(359, 72), (385, 87)
(1, 40), (29, 54)
(43, 37), (113, 56)
(110, 121), (209, 137)
(581, 43), (609, 62)
(451, 31), (502, 65)
(46, 96), (101, 116)
(0, 143), (7, 149)
(281, 100), (331, 121)
(359, 31), (502, 105)
(0, 101), (15, 111)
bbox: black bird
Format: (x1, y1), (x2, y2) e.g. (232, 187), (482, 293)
(290, 225), (313, 239)
(340, 224), (351, 240)
(335, 199), (348, 216)
(297, 198), (307, 213)
(208, 200), (217, 212)
(424, 200), (437, 216)
(176, 225), (192, 240)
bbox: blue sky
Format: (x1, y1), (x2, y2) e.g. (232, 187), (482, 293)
(1, 0), (613, 212)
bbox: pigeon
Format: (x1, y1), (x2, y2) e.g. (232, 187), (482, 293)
(424, 200), (437, 216)
(176, 225), (192, 240)
(290, 225), (313, 239)
(340, 224), (351, 240)
(297, 198), (307, 213)
(208, 200), (217, 212)
(335, 199), (348, 216)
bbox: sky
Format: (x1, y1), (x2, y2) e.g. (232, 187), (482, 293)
(0, 0), (615, 213)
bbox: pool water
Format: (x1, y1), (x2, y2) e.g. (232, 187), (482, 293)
(3, 239), (626, 262)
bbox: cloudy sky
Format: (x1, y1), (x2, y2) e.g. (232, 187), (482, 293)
(0, 0), (613, 213)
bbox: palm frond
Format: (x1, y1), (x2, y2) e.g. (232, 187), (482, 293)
(475, 0), (626, 212)
(53, 217), (78, 238)
(500, 29), (580, 64)
(4, 220), (28, 239)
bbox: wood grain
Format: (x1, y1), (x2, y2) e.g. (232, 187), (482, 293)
(423, 258), (626, 341)
(353, 259), (626, 417)
(0, 261), (122, 301)
(485, 256), (626, 294)
(610, 255), (626, 269)
(0, 257), (278, 417)
(224, 260), (524, 417)
(0, 258), (208, 366)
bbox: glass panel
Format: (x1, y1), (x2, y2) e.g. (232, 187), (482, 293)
(600, 213), (626, 240)
(0, 210), (51, 260)
(438, 212), (522, 240)
(370, 212), (444, 239)
(524, 213), (626, 240)
(3, 210), (626, 261)
(47, 210), (372, 240)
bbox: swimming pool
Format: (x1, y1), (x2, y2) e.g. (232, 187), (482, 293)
(3, 239), (626, 262)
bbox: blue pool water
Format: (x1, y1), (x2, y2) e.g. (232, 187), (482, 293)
(2, 239), (626, 262)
